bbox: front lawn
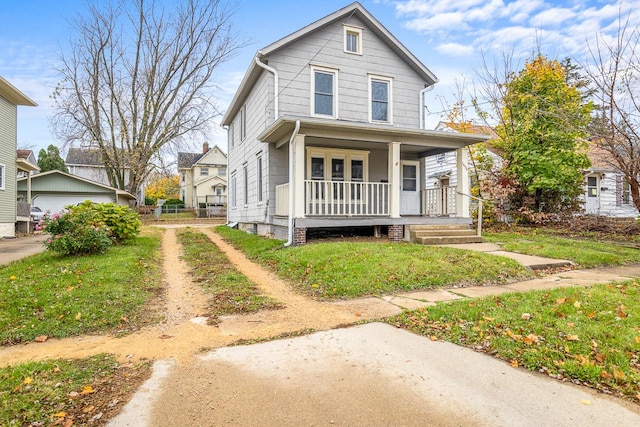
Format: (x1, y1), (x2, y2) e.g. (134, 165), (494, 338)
(215, 226), (532, 299)
(484, 229), (640, 268)
(0, 227), (164, 345)
(392, 282), (640, 402)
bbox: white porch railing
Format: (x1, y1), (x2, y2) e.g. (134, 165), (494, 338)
(305, 180), (389, 216)
(422, 187), (456, 216)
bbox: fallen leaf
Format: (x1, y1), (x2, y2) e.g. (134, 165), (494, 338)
(574, 301), (581, 308)
(613, 367), (626, 380)
(566, 334), (579, 341)
(510, 359), (518, 367)
(523, 334), (539, 345)
(575, 354), (591, 365)
(601, 371), (612, 379)
(521, 313), (531, 320)
(34, 335), (48, 343)
(66, 286), (74, 292)
(636, 393), (640, 401)
(616, 305), (628, 318)
(52, 412), (67, 418)
(586, 311), (596, 318)
(567, 322), (575, 328)
(75, 312), (82, 320)
(354, 312), (361, 317)
(594, 353), (606, 363)
(556, 297), (566, 304)
(159, 334), (173, 340)
(482, 316), (494, 322)
(81, 385), (95, 395)
(429, 335), (438, 341)
(69, 391), (79, 398)
(23, 377), (33, 385)
(9, 275), (17, 280)
(635, 336), (640, 344)
(564, 345), (571, 353)
(54, 367), (60, 373)
(63, 419), (73, 427)
(580, 399), (591, 405)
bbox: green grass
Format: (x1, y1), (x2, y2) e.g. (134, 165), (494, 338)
(177, 228), (283, 318)
(484, 229), (640, 268)
(0, 354), (150, 426)
(391, 282), (640, 401)
(215, 226), (533, 299)
(0, 228), (164, 345)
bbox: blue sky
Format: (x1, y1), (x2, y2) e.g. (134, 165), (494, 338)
(0, 0), (636, 156)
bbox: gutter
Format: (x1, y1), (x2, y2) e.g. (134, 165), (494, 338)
(284, 120), (301, 247)
(254, 52), (279, 119)
(419, 83), (435, 130)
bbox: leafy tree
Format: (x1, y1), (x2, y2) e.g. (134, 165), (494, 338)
(145, 175), (180, 203)
(51, 0), (245, 198)
(493, 55), (593, 218)
(37, 144), (68, 173)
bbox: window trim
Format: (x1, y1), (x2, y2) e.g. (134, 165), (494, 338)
(343, 25), (363, 55)
(0, 163), (5, 190)
(200, 167), (209, 176)
(230, 171), (237, 209)
(306, 147), (369, 181)
(310, 65), (339, 118)
(256, 153), (263, 204)
(622, 180), (632, 205)
(242, 163), (248, 207)
(240, 104), (247, 142)
(229, 122), (235, 148)
(368, 74), (393, 124)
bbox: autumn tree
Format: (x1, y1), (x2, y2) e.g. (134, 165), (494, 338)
(477, 54), (593, 220)
(51, 0), (244, 198)
(145, 175), (180, 203)
(37, 144), (68, 173)
(582, 15), (640, 212)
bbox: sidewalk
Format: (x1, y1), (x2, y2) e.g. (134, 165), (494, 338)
(0, 234), (46, 266)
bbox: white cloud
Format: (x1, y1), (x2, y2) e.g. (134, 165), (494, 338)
(436, 42), (475, 56)
(530, 7), (576, 27)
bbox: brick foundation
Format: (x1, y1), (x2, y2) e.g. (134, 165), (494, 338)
(388, 225), (404, 242)
(293, 227), (307, 246)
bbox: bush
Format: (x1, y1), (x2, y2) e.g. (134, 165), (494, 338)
(163, 198), (184, 207)
(74, 201), (141, 243)
(39, 209), (112, 255)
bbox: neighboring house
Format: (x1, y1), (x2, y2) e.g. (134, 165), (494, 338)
(0, 77), (37, 238)
(178, 142), (228, 212)
(221, 2), (488, 245)
(17, 170), (137, 214)
(583, 145), (639, 218)
(65, 147), (144, 202)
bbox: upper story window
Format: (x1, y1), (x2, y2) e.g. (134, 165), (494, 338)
(343, 25), (363, 55)
(240, 104), (247, 142)
(218, 167), (226, 176)
(369, 75), (392, 123)
(200, 167), (209, 176)
(311, 66), (338, 118)
(231, 171), (237, 208)
(229, 122), (235, 148)
(242, 163), (248, 206)
(623, 181), (632, 205)
(181, 172), (186, 182)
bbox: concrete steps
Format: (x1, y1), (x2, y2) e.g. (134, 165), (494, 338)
(409, 224), (482, 245)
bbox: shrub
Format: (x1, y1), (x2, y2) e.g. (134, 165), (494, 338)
(39, 210), (112, 255)
(74, 201), (141, 243)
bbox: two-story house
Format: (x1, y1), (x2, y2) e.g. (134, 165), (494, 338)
(178, 142), (228, 212)
(0, 77), (37, 238)
(221, 2), (488, 245)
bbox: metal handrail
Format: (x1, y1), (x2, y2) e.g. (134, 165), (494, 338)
(456, 191), (484, 237)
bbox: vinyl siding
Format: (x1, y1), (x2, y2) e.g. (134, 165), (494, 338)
(0, 95), (17, 225)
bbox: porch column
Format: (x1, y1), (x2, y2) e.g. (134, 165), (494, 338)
(388, 141), (401, 218)
(26, 170), (32, 207)
(456, 147), (470, 218)
(292, 133), (306, 217)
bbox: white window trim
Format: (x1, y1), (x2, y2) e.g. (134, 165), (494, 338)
(229, 122), (235, 148)
(310, 65), (339, 119)
(306, 147), (369, 181)
(0, 163), (4, 190)
(256, 152), (263, 204)
(343, 24), (363, 55)
(231, 171), (237, 209)
(242, 163), (249, 207)
(240, 104), (247, 142)
(368, 74), (393, 124)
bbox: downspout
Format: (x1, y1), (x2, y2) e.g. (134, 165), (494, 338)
(284, 120), (301, 247)
(254, 52), (279, 119)
(419, 83), (435, 130)
(221, 124), (231, 226)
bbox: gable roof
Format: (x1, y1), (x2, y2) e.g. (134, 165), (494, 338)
(178, 144), (227, 169)
(16, 149), (39, 172)
(65, 147), (131, 167)
(221, 2), (437, 126)
(0, 76), (37, 106)
(17, 169), (136, 199)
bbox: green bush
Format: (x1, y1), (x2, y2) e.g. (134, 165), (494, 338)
(74, 201), (141, 243)
(40, 209), (112, 255)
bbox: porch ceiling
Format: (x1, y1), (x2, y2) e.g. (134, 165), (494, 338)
(259, 116), (489, 153)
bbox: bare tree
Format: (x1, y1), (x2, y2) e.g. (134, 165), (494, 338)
(583, 14), (640, 212)
(51, 0), (244, 199)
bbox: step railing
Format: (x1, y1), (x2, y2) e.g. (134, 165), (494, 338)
(456, 191), (484, 237)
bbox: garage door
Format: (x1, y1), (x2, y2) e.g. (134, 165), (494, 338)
(32, 195), (114, 214)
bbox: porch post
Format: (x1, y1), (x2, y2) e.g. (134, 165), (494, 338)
(26, 170), (32, 207)
(292, 133), (306, 217)
(388, 141), (401, 218)
(456, 147), (470, 217)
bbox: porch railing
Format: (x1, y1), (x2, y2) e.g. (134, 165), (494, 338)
(17, 201), (30, 218)
(305, 180), (389, 216)
(422, 187), (456, 216)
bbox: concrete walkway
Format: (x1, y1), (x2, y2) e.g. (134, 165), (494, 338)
(0, 234), (47, 266)
(440, 242), (574, 270)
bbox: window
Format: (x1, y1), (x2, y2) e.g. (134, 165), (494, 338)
(311, 66), (338, 117)
(231, 172), (237, 208)
(218, 167), (226, 176)
(369, 75), (392, 123)
(402, 164), (417, 192)
(181, 172), (185, 182)
(0, 163), (4, 190)
(256, 154), (263, 203)
(343, 25), (362, 54)
(306, 148), (369, 182)
(436, 153), (446, 164)
(240, 105), (247, 142)
(243, 163), (248, 206)
(200, 167), (209, 176)
(229, 123), (235, 148)
(623, 181), (631, 205)
(310, 157), (325, 180)
(587, 176), (598, 197)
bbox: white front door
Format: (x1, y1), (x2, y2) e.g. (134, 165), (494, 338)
(400, 161), (420, 215)
(585, 175), (600, 213)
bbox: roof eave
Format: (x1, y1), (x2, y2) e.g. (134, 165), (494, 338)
(0, 77), (37, 106)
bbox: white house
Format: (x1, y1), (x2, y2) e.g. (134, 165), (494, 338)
(221, 2), (488, 245)
(178, 142), (227, 211)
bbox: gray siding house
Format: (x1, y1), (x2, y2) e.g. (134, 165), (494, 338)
(0, 77), (37, 238)
(221, 2), (488, 245)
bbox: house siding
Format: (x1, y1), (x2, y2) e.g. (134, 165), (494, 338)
(0, 95), (17, 235)
(583, 173), (639, 217)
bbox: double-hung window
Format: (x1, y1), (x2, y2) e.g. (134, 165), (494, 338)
(623, 181), (632, 205)
(369, 75), (392, 123)
(343, 25), (362, 54)
(311, 66), (338, 117)
(242, 163), (248, 206)
(240, 105), (247, 142)
(231, 171), (237, 208)
(256, 153), (263, 203)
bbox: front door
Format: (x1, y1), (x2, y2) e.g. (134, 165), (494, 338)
(400, 161), (420, 215)
(585, 175), (600, 213)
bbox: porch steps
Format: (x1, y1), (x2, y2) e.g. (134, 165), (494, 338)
(408, 224), (483, 245)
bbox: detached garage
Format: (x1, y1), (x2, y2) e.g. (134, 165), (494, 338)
(17, 170), (136, 213)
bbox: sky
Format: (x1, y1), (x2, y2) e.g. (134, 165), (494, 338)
(0, 0), (636, 159)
